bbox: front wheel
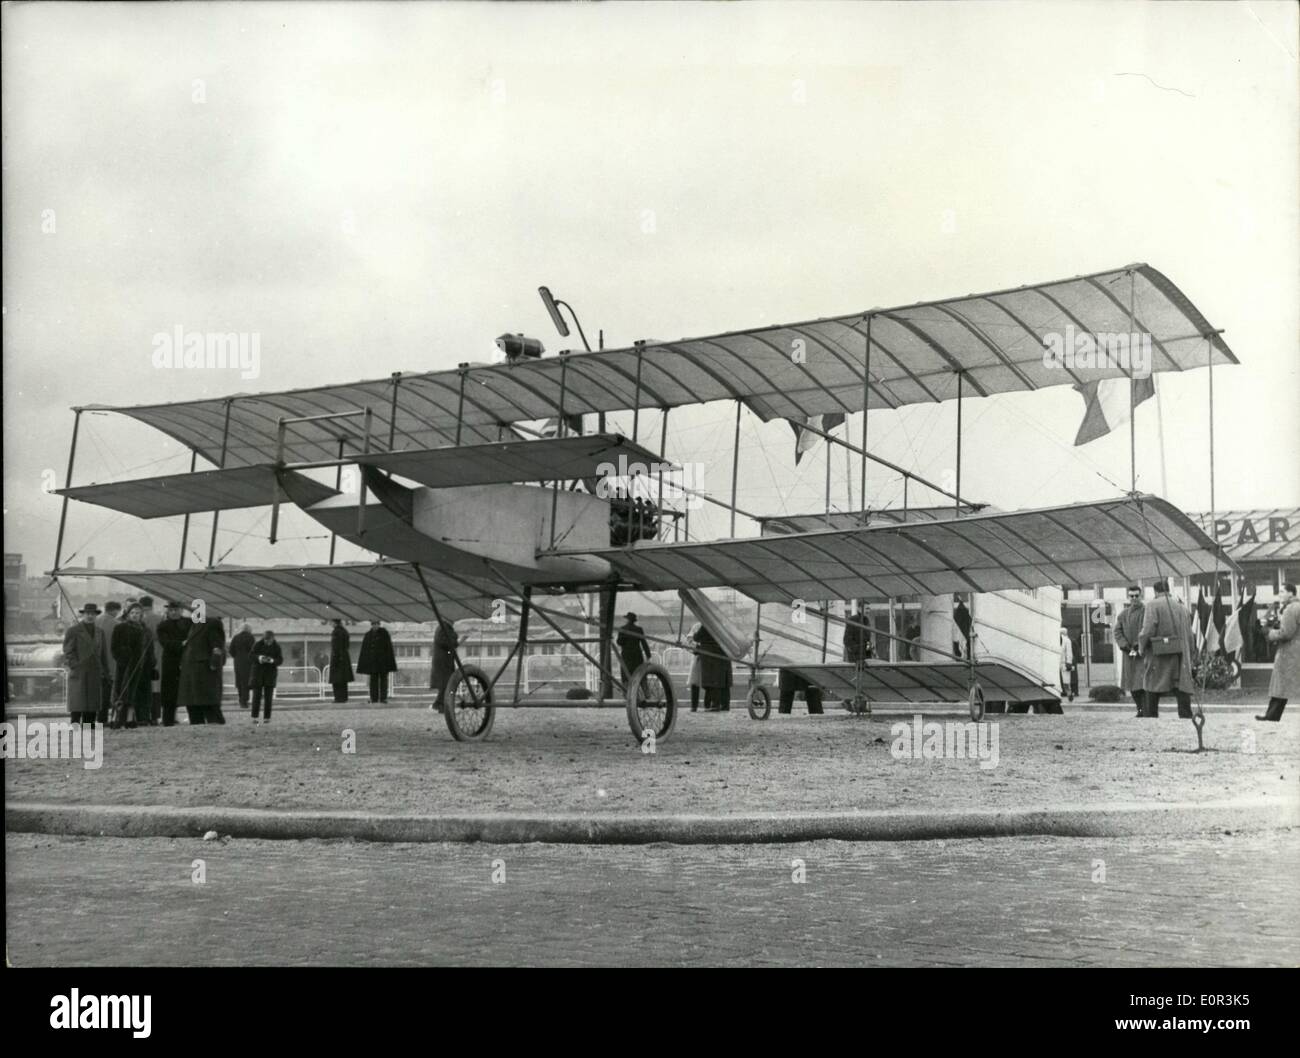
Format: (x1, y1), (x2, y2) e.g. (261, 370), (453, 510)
(968, 681), (985, 722)
(747, 684), (771, 721)
(626, 662), (676, 743)
(443, 665), (495, 741)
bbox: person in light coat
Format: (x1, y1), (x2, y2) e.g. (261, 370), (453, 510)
(1058, 627), (1077, 702)
(1258, 582), (1298, 722)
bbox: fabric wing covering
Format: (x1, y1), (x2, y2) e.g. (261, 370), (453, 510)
(781, 662), (1054, 705)
(86, 264), (1235, 467)
(52, 563), (500, 623)
(568, 495), (1237, 604)
(358, 433), (670, 488)
(758, 505), (985, 534)
(54, 467), (339, 519)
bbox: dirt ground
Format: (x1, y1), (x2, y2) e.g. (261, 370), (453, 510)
(6, 704), (1298, 816)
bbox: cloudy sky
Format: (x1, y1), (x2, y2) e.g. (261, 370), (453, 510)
(3, 1), (1297, 577)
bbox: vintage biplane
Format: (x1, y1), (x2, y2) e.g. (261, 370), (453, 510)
(50, 263), (1238, 740)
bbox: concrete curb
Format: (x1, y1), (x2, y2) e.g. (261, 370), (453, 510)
(7, 798), (1297, 845)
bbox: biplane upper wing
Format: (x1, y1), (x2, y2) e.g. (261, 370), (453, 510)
(51, 562), (503, 623)
(559, 495), (1235, 604)
(84, 264), (1234, 466)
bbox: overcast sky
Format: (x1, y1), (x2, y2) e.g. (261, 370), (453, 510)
(3, 1), (1297, 577)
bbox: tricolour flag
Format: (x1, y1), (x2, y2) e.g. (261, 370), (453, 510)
(1072, 376), (1155, 446)
(789, 413), (846, 465)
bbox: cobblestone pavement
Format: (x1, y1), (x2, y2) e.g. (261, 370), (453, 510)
(6, 707), (1297, 816)
(7, 831), (1298, 966)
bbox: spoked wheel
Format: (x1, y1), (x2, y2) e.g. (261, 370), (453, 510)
(443, 665), (495, 741)
(626, 662), (676, 743)
(747, 684), (771, 721)
(968, 681), (986, 722)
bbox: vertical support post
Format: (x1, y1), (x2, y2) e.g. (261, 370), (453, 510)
(52, 408), (83, 576)
(657, 408), (669, 537)
(888, 598), (898, 662)
(729, 400), (742, 538)
(357, 407), (373, 538)
(177, 449), (198, 568)
(631, 342), (644, 443)
(903, 474), (910, 517)
(751, 600), (762, 687)
(954, 371), (964, 517)
(823, 417), (832, 661)
(861, 314), (872, 513)
(512, 587), (532, 704)
(268, 415), (287, 548)
(1207, 336), (1216, 548)
(388, 372), (401, 451)
(455, 365), (467, 446)
(1128, 270), (1137, 493)
(549, 354), (569, 549)
(328, 437), (345, 565)
(209, 400), (233, 564)
(598, 329), (606, 435)
(598, 584), (617, 700)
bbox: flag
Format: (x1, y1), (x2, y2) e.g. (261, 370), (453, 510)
(1223, 601), (1244, 657)
(1194, 587), (1210, 648)
(789, 413), (846, 465)
(1072, 376), (1155, 446)
(1209, 586), (1227, 655)
(1238, 590), (1257, 660)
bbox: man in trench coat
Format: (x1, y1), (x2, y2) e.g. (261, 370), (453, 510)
(1113, 585), (1147, 717)
(63, 603), (111, 725)
(1258, 582), (1299, 722)
(1138, 579), (1196, 718)
(329, 618), (354, 703)
(178, 616), (227, 724)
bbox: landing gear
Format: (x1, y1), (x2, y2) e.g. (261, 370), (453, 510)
(968, 681), (985, 722)
(443, 665), (495, 741)
(625, 662), (676, 743)
(747, 684), (771, 721)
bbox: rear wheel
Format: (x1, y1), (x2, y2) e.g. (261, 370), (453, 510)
(443, 665), (495, 741)
(747, 684), (771, 721)
(626, 662), (676, 743)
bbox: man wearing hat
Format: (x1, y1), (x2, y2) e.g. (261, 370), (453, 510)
(616, 612), (651, 685)
(155, 602), (189, 726)
(1113, 585), (1147, 717)
(63, 603), (112, 725)
(358, 619), (397, 703)
(94, 601), (122, 723)
(228, 623), (257, 709)
(329, 618), (354, 703)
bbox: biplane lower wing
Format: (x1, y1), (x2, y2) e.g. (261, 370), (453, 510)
(54, 466), (339, 519)
(562, 495), (1233, 603)
(51, 562), (502, 623)
(781, 661), (1057, 705)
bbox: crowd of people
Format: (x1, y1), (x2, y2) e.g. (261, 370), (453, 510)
(1108, 579), (1298, 721)
(61, 599), (407, 727)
